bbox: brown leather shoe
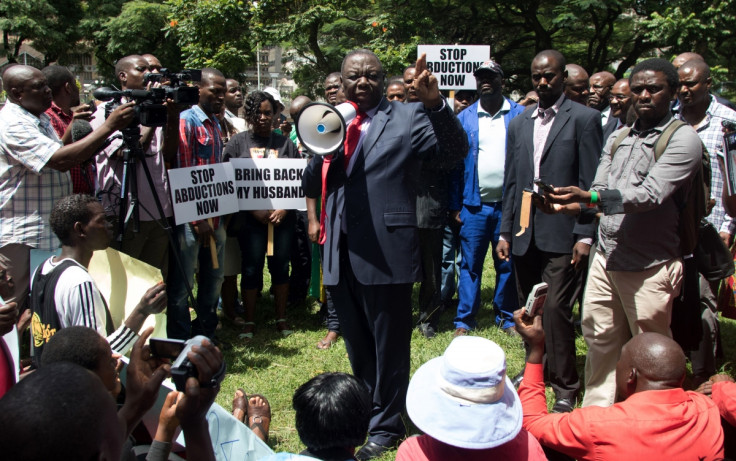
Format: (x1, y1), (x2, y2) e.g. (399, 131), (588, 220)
(453, 327), (468, 337)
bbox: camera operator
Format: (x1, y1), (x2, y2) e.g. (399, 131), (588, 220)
(0, 65), (135, 313)
(92, 54), (181, 279)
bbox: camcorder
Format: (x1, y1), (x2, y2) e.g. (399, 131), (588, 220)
(94, 87), (168, 127)
(93, 68), (201, 128)
(150, 336), (227, 392)
(143, 68), (202, 105)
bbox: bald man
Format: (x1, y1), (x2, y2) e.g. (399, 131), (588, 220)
(564, 64), (589, 105)
(587, 71), (616, 125)
(675, 59), (736, 385)
(672, 52), (736, 111)
(515, 310), (725, 460)
(0, 65), (134, 311)
(602, 78), (633, 140)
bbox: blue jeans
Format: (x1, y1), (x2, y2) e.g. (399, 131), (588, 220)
(166, 222), (226, 339)
(454, 202), (517, 330)
(440, 222), (461, 303)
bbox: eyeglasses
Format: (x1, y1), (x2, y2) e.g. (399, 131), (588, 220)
(608, 93), (630, 102)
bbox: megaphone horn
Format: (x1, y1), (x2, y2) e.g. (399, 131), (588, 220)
(296, 101), (357, 155)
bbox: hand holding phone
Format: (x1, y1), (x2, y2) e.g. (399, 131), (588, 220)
(524, 282), (548, 317)
(534, 178), (555, 194)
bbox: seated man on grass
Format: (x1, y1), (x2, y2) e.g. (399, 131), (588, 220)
(514, 309), (725, 460)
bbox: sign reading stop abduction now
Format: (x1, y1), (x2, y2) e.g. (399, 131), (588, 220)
(417, 45), (491, 90)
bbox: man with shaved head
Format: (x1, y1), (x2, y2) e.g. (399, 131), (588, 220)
(323, 72), (342, 106)
(168, 67), (228, 340)
(0, 65), (134, 311)
(499, 50), (602, 412)
(675, 58), (736, 385)
(602, 78), (633, 140)
(672, 52), (736, 111)
(514, 310), (725, 460)
(588, 71), (616, 125)
(92, 54), (179, 280)
(564, 64), (589, 105)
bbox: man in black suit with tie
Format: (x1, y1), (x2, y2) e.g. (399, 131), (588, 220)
(497, 49), (602, 412)
(302, 49), (467, 459)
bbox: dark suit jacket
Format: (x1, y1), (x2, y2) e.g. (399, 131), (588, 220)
(602, 116), (621, 144)
(303, 98), (468, 285)
(502, 97), (602, 256)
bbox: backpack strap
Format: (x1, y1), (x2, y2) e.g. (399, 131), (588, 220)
(653, 119), (687, 161)
(30, 259), (79, 367)
(609, 127), (631, 159)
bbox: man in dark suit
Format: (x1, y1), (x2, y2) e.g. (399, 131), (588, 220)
(602, 78), (633, 141)
(302, 49), (467, 459)
(497, 49), (602, 412)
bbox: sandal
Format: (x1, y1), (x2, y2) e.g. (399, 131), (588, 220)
(247, 393), (271, 443)
(238, 321), (256, 340)
(316, 331), (339, 350)
(232, 388), (247, 423)
(276, 318), (294, 338)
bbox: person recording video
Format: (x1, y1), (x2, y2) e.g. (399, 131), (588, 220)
(91, 54), (182, 279)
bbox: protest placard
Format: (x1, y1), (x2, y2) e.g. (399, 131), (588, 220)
(229, 158), (308, 210)
(417, 45), (491, 90)
(168, 164), (239, 225)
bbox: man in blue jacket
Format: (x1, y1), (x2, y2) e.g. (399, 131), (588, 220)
(449, 61), (525, 336)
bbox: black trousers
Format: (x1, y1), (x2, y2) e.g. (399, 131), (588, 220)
(417, 227), (444, 327)
(514, 241), (581, 400)
(327, 237), (412, 446)
(289, 210), (312, 302)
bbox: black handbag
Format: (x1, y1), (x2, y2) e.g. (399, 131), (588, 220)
(695, 219), (735, 281)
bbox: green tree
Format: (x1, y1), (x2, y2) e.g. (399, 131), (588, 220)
(93, 0), (181, 78)
(0, 0), (86, 66)
(165, 0), (254, 77)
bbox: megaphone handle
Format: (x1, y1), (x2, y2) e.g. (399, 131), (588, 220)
(267, 223), (274, 256)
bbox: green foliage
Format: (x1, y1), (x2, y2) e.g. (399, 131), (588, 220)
(0, 0), (85, 65)
(93, 0), (181, 78)
(165, 0), (254, 77)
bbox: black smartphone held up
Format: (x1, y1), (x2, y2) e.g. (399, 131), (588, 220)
(534, 178), (555, 194)
(149, 338), (187, 360)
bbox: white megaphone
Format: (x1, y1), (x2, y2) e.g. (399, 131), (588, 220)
(296, 101), (357, 155)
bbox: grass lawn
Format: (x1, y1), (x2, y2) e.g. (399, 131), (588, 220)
(213, 250), (736, 460)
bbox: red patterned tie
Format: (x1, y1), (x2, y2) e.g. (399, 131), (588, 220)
(319, 104), (365, 245)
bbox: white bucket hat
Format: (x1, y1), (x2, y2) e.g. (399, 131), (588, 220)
(406, 336), (523, 449)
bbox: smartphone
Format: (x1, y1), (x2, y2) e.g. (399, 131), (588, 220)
(524, 282), (548, 317)
(149, 338), (186, 360)
(524, 187), (545, 202)
(534, 178), (555, 194)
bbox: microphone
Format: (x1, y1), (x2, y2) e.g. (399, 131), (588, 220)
(70, 119), (93, 142)
(92, 87), (119, 102)
(70, 118), (121, 153)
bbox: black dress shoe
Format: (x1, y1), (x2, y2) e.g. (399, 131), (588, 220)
(551, 397), (576, 413)
(355, 441), (392, 460)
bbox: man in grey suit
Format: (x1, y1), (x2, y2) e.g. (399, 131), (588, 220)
(497, 49), (602, 412)
(302, 49), (467, 459)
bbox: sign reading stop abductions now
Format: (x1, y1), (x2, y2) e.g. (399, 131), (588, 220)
(417, 45), (491, 90)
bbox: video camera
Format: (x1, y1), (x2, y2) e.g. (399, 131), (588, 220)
(150, 336), (227, 392)
(94, 87), (168, 127)
(143, 68), (201, 105)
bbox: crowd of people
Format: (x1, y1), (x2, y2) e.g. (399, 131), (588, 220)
(1, 42), (736, 460)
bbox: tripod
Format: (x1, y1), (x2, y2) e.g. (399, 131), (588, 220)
(115, 122), (199, 314)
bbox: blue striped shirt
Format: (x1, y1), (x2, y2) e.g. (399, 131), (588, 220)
(0, 102), (71, 251)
